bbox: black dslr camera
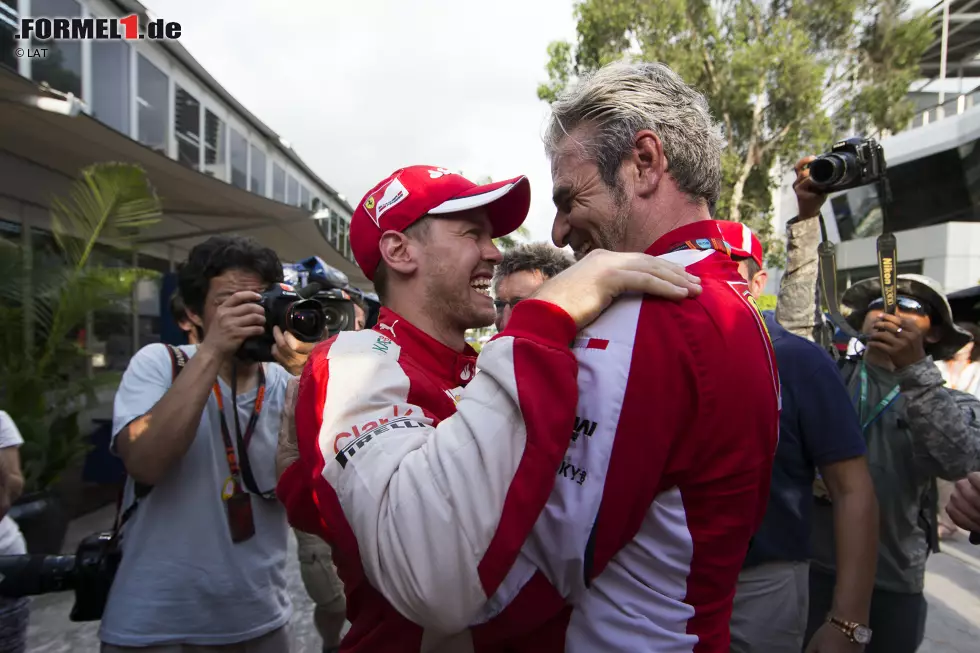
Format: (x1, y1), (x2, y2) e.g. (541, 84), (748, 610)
(0, 531), (119, 621)
(237, 283), (327, 362)
(237, 256), (358, 362)
(809, 137), (886, 193)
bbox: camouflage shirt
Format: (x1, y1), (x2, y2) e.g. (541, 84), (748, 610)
(811, 357), (980, 593)
(775, 215), (823, 342)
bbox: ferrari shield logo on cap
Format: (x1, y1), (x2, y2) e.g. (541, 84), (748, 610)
(363, 177), (410, 227)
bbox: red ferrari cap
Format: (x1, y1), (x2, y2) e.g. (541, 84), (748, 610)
(350, 166), (531, 281)
(713, 220), (764, 269)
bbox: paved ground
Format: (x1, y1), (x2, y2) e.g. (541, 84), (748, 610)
(24, 506), (980, 652)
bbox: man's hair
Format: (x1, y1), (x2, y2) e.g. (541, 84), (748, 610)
(544, 61), (724, 206)
(177, 235), (283, 316)
(169, 291), (189, 324)
(373, 218), (432, 305)
(493, 243), (573, 293)
(349, 293), (367, 313)
(741, 258), (762, 283)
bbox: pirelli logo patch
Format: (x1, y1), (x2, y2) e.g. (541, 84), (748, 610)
(334, 417), (424, 468)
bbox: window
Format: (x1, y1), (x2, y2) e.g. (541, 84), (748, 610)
(250, 145), (267, 196)
(300, 186), (311, 210)
(91, 41), (130, 134)
(229, 128), (248, 190)
(311, 197), (321, 211)
(286, 174), (298, 206)
(136, 54), (168, 153)
(1, 1), (20, 71)
(174, 85), (201, 169)
(340, 220), (350, 259)
(316, 208), (332, 242)
(30, 0), (82, 96)
(331, 213), (342, 250)
(203, 110), (225, 178)
(272, 164), (286, 202)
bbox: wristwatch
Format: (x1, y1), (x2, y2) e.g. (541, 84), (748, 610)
(827, 615), (873, 645)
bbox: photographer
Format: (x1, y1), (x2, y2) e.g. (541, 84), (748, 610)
(805, 274), (980, 653)
(101, 236), (315, 653)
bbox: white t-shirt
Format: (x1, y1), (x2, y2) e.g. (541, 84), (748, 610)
(99, 344), (293, 647)
(0, 412), (26, 556)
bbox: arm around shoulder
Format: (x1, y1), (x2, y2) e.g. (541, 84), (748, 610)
(299, 301), (579, 632)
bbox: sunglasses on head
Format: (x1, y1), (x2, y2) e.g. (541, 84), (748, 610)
(867, 295), (931, 317)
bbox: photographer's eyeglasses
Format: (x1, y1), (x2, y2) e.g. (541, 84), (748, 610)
(867, 295), (931, 317)
(493, 298), (523, 314)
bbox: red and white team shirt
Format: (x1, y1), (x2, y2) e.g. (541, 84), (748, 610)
(279, 220), (780, 652)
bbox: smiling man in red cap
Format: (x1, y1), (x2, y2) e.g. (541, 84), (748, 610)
(276, 165), (702, 652)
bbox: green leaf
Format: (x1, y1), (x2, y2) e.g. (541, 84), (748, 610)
(0, 163), (161, 492)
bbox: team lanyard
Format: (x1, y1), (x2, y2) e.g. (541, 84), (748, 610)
(857, 362), (900, 432)
(212, 364), (275, 500)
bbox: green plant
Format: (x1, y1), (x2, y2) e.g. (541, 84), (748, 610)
(0, 163), (162, 492)
(756, 294), (778, 312)
(538, 0), (933, 262)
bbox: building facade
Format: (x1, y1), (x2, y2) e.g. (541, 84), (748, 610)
(1, 0), (366, 367)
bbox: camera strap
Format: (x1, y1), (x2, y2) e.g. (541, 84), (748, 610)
(113, 345), (188, 534)
(877, 232), (899, 315)
(213, 363), (275, 500)
(817, 214), (864, 343)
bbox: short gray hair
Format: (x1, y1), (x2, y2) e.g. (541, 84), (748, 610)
(545, 61), (724, 205)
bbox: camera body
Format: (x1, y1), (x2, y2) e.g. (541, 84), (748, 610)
(0, 531), (120, 622)
(237, 283), (327, 362)
(238, 256), (360, 362)
(809, 137), (887, 193)
(285, 256), (357, 335)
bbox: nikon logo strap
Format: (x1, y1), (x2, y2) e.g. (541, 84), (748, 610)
(877, 233), (898, 315)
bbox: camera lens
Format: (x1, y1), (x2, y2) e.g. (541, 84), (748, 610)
(286, 300), (326, 341)
(809, 153), (859, 189)
(323, 304), (350, 334)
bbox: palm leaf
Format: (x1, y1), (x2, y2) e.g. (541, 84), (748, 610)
(50, 163), (162, 269)
(1, 162), (161, 492)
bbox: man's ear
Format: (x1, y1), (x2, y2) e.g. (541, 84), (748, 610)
(751, 270), (769, 299)
(379, 230), (420, 276)
(186, 308), (205, 330)
(925, 325), (944, 345)
(629, 129), (667, 198)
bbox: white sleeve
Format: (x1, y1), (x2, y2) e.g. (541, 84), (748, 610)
(0, 412), (24, 449)
(294, 302), (579, 633)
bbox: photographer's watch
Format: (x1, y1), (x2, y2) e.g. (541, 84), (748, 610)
(827, 615), (872, 645)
